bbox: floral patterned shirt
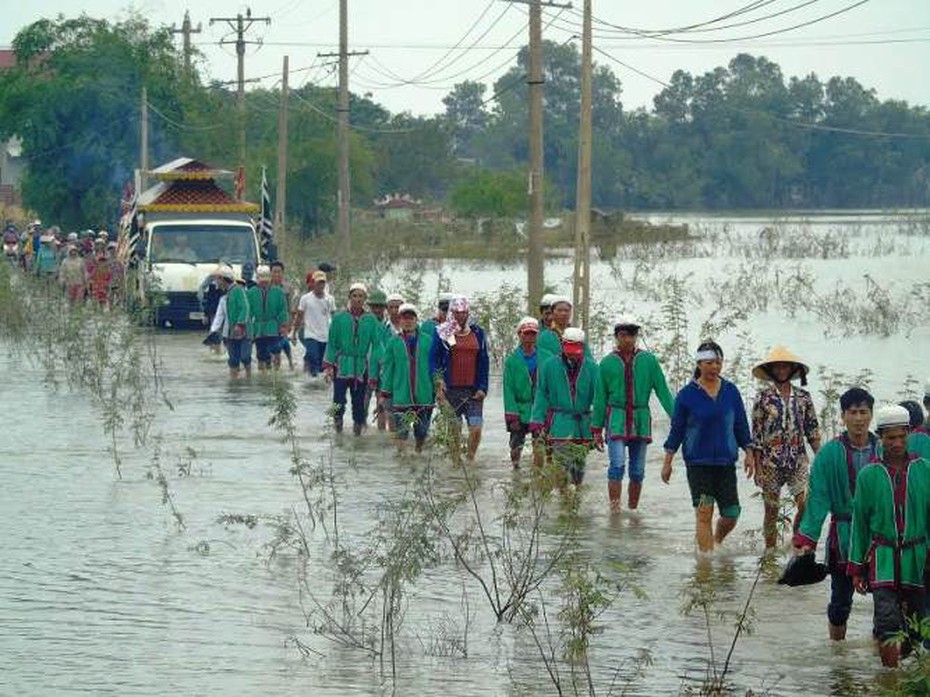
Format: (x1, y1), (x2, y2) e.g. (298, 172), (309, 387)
(751, 385), (820, 470)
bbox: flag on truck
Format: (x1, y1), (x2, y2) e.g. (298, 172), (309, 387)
(259, 166), (274, 259)
(118, 169), (142, 264)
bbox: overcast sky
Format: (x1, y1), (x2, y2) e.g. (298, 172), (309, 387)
(4, 0), (929, 116)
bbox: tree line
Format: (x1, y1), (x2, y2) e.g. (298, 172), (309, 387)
(1, 15), (928, 232)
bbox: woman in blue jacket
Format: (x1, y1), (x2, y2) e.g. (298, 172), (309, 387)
(662, 341), (755, 553)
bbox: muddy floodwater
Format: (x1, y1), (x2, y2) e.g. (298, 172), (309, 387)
(1, 212), (928, 695)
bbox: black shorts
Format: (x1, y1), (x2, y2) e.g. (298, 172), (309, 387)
(685, 464), (740, 518)
(509, 423), (542, 451)
(872, 588), (925, 641)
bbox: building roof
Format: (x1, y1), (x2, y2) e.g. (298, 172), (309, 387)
(138, 179), (257, 213)
(0, 49), (16, 71)
(149, 157), (232, 181)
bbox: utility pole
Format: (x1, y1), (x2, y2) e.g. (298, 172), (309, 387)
(274, 56), (289, 249)
(171, 11), (202, 77)
(210, 9), (271, 172)
(140, 86), (149, 189)
(572, 0), (592, 332)
(318, 0), (368, 262)
(510, 0), (572, 315)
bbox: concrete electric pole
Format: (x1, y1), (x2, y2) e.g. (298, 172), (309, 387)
(274, 56), (289, 249)
(171, 11), (202, 77)
(210, 9), (271, 171)
(572, 0), (592, 332)
(318, 0), (368, 262)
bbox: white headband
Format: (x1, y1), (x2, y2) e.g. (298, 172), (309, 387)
(695, 350), (720, 362)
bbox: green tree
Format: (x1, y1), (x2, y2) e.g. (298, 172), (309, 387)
(0, 15), (187, 227)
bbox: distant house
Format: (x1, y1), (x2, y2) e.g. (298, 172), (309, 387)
(0, 49), (23, 206)
(375, 193), (421, 222)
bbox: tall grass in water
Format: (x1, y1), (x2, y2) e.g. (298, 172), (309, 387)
(0, 266), (171, 479)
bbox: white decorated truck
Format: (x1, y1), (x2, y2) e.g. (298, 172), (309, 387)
(121, 158), (263, 327)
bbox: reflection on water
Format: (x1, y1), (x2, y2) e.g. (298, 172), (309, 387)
(2, 213), (926, 694)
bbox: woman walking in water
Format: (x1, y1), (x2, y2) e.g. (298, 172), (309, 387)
(662, 341), (755, 553)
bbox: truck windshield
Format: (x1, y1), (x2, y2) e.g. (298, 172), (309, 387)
(149, 225), (257, 264)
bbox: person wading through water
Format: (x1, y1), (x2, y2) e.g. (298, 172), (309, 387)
(793, 387), (877, 641)
(323, 283), (380, 436)
(750, 346), (822, 550)
(224, 272), (253, 379)
(662, 341), (755, 553)
(379, 303), (434, 454)
(592, 318), (674, 513)
(503, 317), (544, 469)
(431, 296), (490, 463)
(848, 404), (930, 668)
(530, 327), (600, 491)
(248, 265), (289, 372)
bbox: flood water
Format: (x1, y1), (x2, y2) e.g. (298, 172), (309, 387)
(2, 212), (927, 695)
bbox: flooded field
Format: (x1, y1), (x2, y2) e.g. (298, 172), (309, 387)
(1, 212), (928, 695)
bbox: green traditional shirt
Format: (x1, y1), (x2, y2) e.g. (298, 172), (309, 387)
(225, 284), (252, 338)
(794, 433), (879, 571)
(323, 310), (380, 380)
(848, 457), (930, 590)
(379, 329), (434, 408)
(530, 354), (599, 442)
(503, 346), (537, 427)
(246, 285), (288, 338)
(591, 349), (674, 442)
(368, 320), (397, 389)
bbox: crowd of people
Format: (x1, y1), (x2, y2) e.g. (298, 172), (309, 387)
(3, 220), (124, 305)
(11, 235), (929, 669)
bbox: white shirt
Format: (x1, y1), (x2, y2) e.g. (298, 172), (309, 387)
(298, 291), (336, 341)
(210, 295), (229, 337)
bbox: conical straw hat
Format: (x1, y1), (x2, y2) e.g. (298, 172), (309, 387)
(752, 346), (809, 381)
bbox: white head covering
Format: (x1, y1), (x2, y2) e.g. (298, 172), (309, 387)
(874, 404), (911, 431)
(438, 292), (454, 305)
(214, 264), (235, 281)
(539, 293), (556, 308)
(517, 316), (539, 334)
(613, 316), (641, 332)
(386, 293), (404, 304)
(256, 265), (272, 278)
(562, 327), (585, 343)
(398, 303), (418, 316)
(550, 295), (573, 309)
(349, 282), (368, 295)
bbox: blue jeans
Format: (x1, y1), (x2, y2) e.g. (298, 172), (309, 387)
(828, 571), (854, 627)
(301, 337), (326, 375)
(333, 377), (368, 426)
(226, 338), (252, 369)
(607, 439), (647, 482)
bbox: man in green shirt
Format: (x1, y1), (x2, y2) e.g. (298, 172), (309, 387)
(848, 404), (930, 668)
(224, 273), (253, 379)
(592, 317), (674, 512)
(323, 283), (381, 435)
(793, 387), (878, 642)
(247, 265), (289, 371)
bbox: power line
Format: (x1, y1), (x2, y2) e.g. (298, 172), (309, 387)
(575, 0), (874, 44)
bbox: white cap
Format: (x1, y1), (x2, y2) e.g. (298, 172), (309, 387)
(256, 265), (272, 278)
(213, 264), (235, 281)
(539, 293), (556, 308)
(613, 316), (641, 331)
(67, 232), (78, 240)
(550, 294), (572, 308)
(874, 404), (911, 431)
(386, 293), (404, 303)
(349, 282), (368, 295)
(398, 303), (418, 316)
(562, 327), (585, 343)
(517, 316), (539, 333)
